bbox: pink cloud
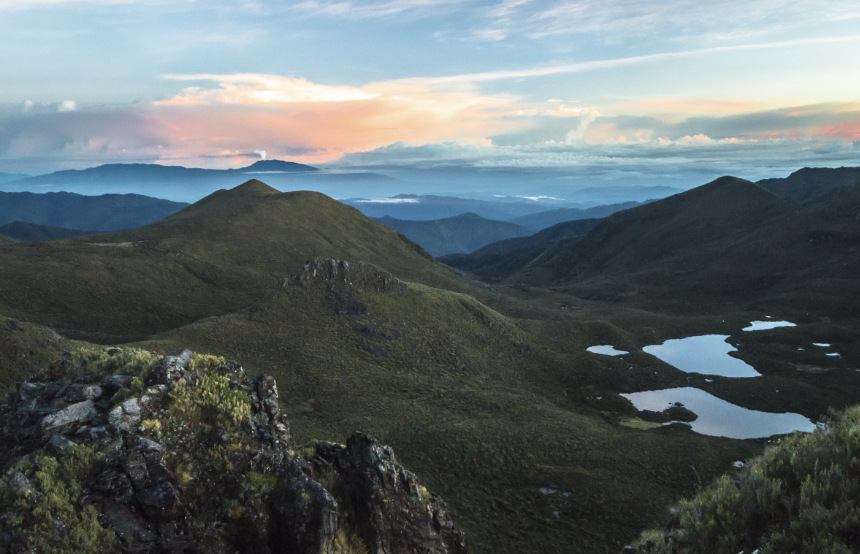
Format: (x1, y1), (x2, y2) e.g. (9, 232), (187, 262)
(143, 74), (518, 165)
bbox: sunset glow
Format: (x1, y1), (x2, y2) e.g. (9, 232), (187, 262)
(0, 0), (857, 184)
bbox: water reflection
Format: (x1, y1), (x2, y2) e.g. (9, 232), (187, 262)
(643, 335), (760, 378)
(587, 345), (628, 356)
(743, 320), (796, 331)
(621, 387), (816, 439)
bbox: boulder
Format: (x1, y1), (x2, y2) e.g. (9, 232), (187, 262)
(39, 399), (97, 439)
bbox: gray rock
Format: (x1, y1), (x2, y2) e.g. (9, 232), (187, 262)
(109, 396), (147, 433)
(39, 399), (97, 439)
(7, 472), (34, 498)
(46, 434), (77, 454)
(64, 383), (104, 402)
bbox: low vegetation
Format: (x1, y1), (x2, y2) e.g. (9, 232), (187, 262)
(632, 406), (860, 553)
(0, 446), (117, 552)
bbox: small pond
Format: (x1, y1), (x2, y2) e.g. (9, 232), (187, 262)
(621, 387), (816, 439)
(743, 320), (796, 331)
(643, 334), (760, 378)
(587, 345), (628, 356)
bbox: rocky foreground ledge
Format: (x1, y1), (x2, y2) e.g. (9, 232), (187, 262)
(0, 348), (466, 553)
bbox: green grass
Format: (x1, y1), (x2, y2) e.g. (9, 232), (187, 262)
(131, 277), (764, 553)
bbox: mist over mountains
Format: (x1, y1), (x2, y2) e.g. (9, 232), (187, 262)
(1, 159), (686, 206)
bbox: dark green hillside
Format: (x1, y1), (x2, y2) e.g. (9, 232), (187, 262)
(441, 218), (602, 282)
(374, 213), (532, 256)
(2, 173), (859, 553)
(0, 180), (466, 341)
(757, 166), (860, 201)
(512, 177), (821, 311)
(134, 264), (762, 554)
(0, 221), (97, 242)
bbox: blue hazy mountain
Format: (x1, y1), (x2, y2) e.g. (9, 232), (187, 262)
(1, 160), (399, 202)
(374, 213), (532, 256)
(0, 190), (188, 231)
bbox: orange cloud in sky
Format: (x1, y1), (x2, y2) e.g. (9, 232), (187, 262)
(112, 76), (860, 168)
(814, 121), (860, 142)
(150, 73), (517, 166)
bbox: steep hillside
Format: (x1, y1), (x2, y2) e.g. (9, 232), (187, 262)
(0, 221), (97, 242)
(374, 213), (532, 256)
(757, 166), (860, 201)
(441, 218), (602, 281)
(0, 180), (466, 341)
(514, 176), (860, 317)
(0, 190), (187, 231)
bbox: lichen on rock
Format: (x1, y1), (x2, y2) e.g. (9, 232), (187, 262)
(0, 347), (466, 553)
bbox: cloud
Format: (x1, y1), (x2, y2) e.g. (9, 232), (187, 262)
(291, 0), (464, 19)
(160, 74), (379, 104)
(1, 69), (857, 180)
(404, 35), (860, 87)
(451, 0), (860, 45)
(58, 100), (77, 112)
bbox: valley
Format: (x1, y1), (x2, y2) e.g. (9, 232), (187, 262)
(0, 168), (858, 552)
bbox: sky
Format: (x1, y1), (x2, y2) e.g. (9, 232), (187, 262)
(1, 0), (858, 190)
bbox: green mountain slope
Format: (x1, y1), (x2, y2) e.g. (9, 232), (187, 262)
(512, 177), (860, 316)
(0, 221), (98, 242)
(131, 261), (762, 554)
(440, 218), (602, 282)
(757, 166), (860, 202)
(0, 180), (465, 341)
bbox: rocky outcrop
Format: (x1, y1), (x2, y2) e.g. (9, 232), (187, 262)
(314, 434), (467, 554)
(285, 257), (406, 293)
(0, 348), (465, 554)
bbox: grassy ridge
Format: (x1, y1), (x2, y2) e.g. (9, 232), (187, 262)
(133, 276), (762, 553)
(1, 178), (858, 552)
(0, 182), (468, 342)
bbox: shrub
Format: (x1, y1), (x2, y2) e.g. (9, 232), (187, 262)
(633, 406), (860, 553)
(0, 446), (116, 552)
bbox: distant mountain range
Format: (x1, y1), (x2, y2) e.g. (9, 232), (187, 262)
(440, 218), (602, 281)
(0, 172), (29, 184)
(343, 194), (641, 223)
(0, 221), (98, 242)
(0, 191), (188, 231)
(0, 160), (401, 202)
(508, 201), (643, 230)
(374, 213), (532, 256)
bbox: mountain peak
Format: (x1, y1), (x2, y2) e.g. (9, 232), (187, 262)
(232, 179), (281, 196)
(239, 159), (318, 173)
